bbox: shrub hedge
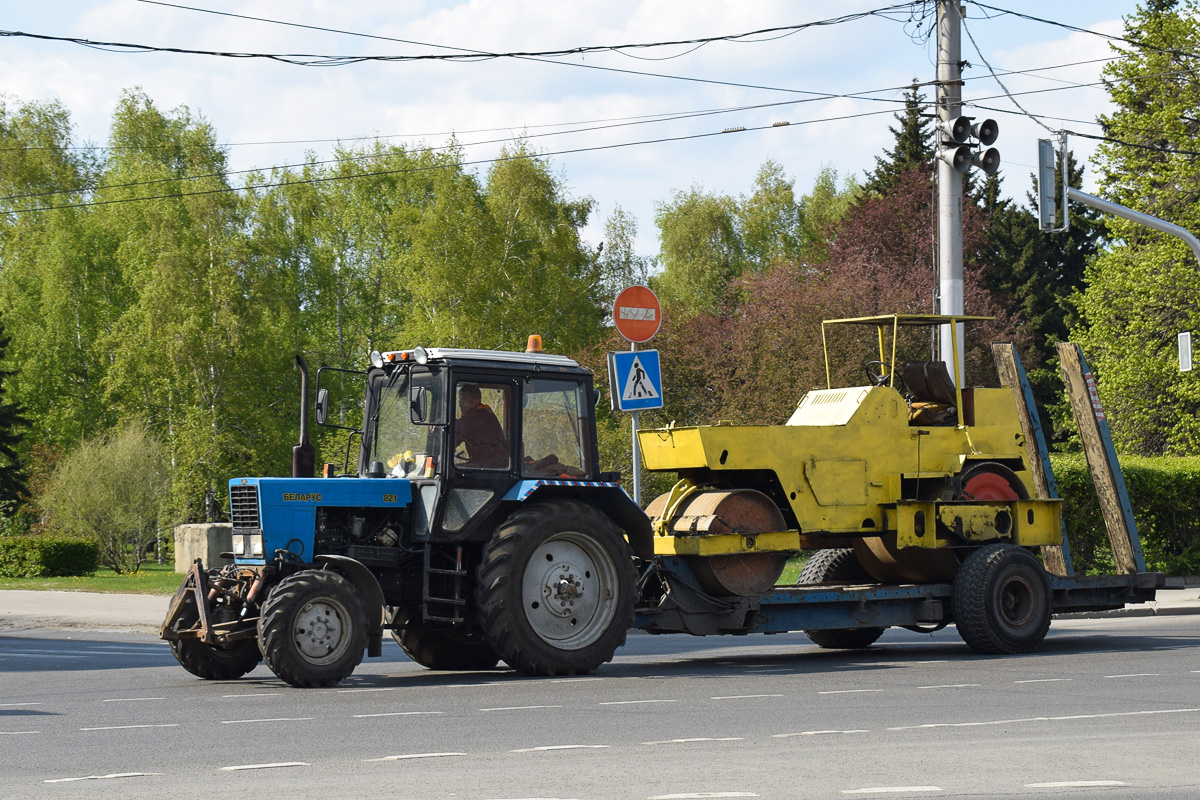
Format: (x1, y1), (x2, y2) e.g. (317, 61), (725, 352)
(1051, 455), (1200, 576)
(0, 535), (100, 578)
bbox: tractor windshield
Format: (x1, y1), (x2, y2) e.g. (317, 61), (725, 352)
(370, 369), (440, 477)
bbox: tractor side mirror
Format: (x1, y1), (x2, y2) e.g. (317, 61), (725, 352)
(314, 388), (329, 425)
(410, 386), (428, 423)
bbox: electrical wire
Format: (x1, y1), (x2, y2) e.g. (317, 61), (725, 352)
(1, 3), (921, 67)
(961, 16), (1055, 134)
(1, 105), (908, 214)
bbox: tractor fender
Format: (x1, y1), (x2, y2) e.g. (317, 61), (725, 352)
(314, 554), (385, 657)
(504, 481), (653, 560)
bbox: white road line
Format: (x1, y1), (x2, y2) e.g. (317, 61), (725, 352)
(598, 699), (678, 706)
(79, 724), (179, 731)
(888, 707), (1200, 731)
(818, 689), (884, 695)
(1014, 679), (1072, 684)
(222, 693), (283, 698)
(220, 762), (310, 771)
(511, 745), (610, 753)
(1025, 781), (1126, 788)
(648, 793), (759, 799)
(773, 730), (869, 737)
(841, 787), (942, 795)
(220, 717), (314, 724)
(336, 687), (404, 693)
(916, 684), (979, 689)
(914, 660), (948, 664)
(0, 702), (41, 707)
(364, 752), (466, 762)
(102, 697), (165, 703)
(0, 652), (85, 659)
(711, 694), (784, 701)
(0, 731), (40, 735)
(354, 711), (444, 718)
(1104, 673), (1158, 678)
(45, 773), (162, 783)
(552, 677), (605, 683)
(643, 737), (744, 745)
(481, 705), (563, 712)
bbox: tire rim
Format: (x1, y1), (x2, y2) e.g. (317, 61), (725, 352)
(521, 531), (618, 651)
(997, 571), (1036, 629)
(293, 598), (352, 664)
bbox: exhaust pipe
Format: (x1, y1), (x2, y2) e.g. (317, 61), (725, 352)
(292, 356), (316, 478)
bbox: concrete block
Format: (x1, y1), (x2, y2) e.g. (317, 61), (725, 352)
(173, 523), (233, 573)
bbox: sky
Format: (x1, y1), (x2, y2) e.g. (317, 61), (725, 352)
(1, 1), (1141, 256)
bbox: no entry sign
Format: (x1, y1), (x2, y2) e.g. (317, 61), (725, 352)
(613, 285), (662, 343)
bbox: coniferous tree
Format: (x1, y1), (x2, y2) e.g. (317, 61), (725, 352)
(863, 83), (934, 195)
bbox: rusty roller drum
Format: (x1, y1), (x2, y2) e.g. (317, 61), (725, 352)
(645, 489), (789, 596)
(852, 462), (1030, 584)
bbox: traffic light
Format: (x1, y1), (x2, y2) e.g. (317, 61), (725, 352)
(938, 116), (1000, 175)
(1037, 138), (1058, 231)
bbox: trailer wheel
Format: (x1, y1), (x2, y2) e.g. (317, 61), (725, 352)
(953, 543), (1051, 654)
(476, 499), (636, 676)
(797, 548), (885, 649)
(388, 607), (500, 671)
(168, 602), (262, 680)
(258, 569), (367, 687)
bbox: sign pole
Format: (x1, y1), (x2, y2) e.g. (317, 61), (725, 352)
(630, 341), (641, 506)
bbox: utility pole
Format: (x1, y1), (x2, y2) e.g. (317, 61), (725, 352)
(936, 0), (965, 381)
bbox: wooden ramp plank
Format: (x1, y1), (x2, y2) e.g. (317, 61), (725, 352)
(992, 343), (1071, 576)
(1055, 342), (1145, 574)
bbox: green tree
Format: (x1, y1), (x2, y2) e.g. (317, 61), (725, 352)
(863, 84), (934, 195)
(1075, 0), (1200, 455)
(798, 165), (860, 265)
(597, 205), (653, 308)
(652, 186), (743, 315)
(739, 159), (804, 271)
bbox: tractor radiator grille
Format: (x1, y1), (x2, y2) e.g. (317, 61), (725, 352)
(229, 485), (261, 530)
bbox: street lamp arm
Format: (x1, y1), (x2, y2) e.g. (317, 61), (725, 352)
(1066, 187), (1200, 269)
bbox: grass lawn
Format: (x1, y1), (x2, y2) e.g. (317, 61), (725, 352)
(0, 561), (183, 595)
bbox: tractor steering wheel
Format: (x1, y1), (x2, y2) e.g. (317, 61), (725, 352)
(864, 360), (890, 387)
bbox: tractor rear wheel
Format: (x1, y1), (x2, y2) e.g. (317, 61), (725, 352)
(258, 569), (367, 687)
(169, 600), (261, 680)
(953, 543), (1051, 654)
(475, 500), (636, 676)
(388, 607), (500, 671)
(797, 549), (885, 649)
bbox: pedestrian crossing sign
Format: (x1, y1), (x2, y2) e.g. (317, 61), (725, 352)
(607, 350), (663, 412)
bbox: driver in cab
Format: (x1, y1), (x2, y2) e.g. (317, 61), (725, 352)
(455, 384), (507, 468)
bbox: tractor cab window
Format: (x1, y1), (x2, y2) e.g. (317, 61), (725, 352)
(453, 382), (511, 471)
(521, 379), (588, 478)
(371, 368), (441, 478)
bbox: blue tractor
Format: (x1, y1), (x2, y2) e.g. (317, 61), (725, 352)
(160, 341), (652, 687)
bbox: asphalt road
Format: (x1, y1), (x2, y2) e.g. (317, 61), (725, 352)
(2, 616), (1198, 800)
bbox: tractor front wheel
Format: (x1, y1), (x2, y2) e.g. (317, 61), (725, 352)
(259, 569), (367, 687)
(475, 500), (636, 676)
(169, 600), (261, 681)
(389, 607), (500, 671)
(953, 543), (1051, 654)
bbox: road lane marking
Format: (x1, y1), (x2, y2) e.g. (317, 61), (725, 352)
(79, 724), (179, 731)
(0, 702), (41, 707)
(220, 717), (314, 724)
(773, 730), (869, 737)
(1014, 679), (1072, 684)
(45, 773), (162, 783)
(914, 660), (948, 664)
(552, 677), (605, 683)
(818, 689), (883, 695)
(511, 745), (610, 752)
(481, 705), (563, 711)
(354, 711), (443, 718)
(841, 787), (941, 794)
(364, 752), (466, 762)
(599, 699), (678, 706)
(648, 794), (759, 799)
(0, 652), (85, 659)
(916, 684), (979, 689)
(102, 697), (165, 703)
(1025, 781), (1126, 788)
(1104, 673), (1158, 678)
(336, 687), (404, 693)
(222, 693), (283, 698)
(643, 737), (744, 745)
(220, 762), (310, 771)
(1, 730), (40, 735)
(711, 695), (784, 701)
(888, 707), (1200, 731)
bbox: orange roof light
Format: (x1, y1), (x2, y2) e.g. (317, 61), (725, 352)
(526, 335), (543, 353)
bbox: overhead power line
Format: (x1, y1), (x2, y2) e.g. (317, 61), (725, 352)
(2, 3), (920, 67)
